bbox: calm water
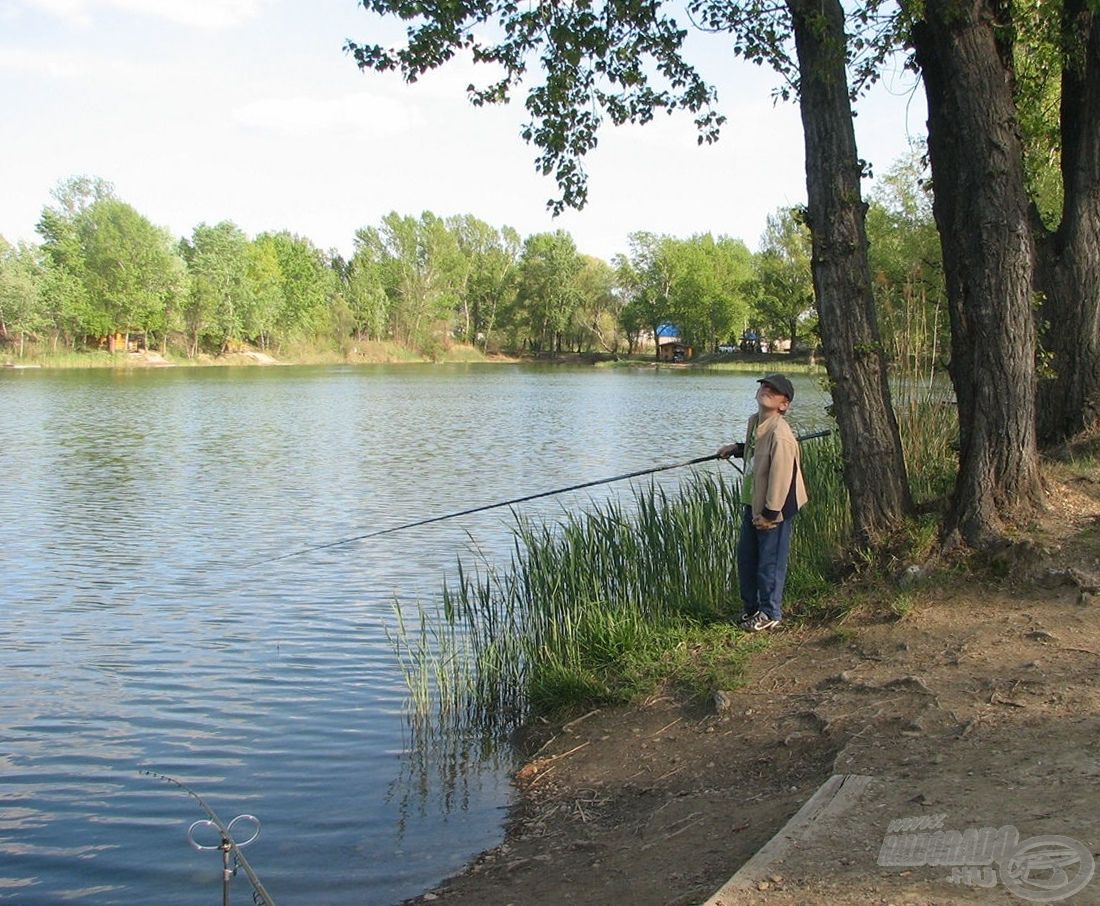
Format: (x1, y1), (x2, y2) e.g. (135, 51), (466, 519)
(0, 364), (828, 905)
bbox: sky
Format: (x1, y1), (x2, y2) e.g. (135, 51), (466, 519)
(0, 0), (929, 262)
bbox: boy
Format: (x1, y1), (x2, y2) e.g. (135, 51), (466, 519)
(717, 374), (808, 631)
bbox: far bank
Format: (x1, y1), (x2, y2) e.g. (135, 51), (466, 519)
(4, 342), (824, 374)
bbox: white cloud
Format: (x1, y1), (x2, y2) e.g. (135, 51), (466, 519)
(0, 47), (81, 76)
(112, 0), (261, 28)
(398, 51), (509, 102)
(18, 0), (83, 13)
(233, 92), (423, 137)
(17, 0), (263, 28)
(16, 0), (90, 24)
(0, 46), (137, 77)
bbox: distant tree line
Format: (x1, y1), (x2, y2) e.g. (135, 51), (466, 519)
(0, 160), (942, 361)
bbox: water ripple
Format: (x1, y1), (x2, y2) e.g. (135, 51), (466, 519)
(0, 364), (829, 904)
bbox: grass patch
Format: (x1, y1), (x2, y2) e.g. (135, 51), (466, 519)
(526, 619), (768, 714)
(889, 591), (916, 621)
(15, 349), (185, 369)
(438, 343), (489, 363)
(631, 623), (770, 699)
(1045, 427), (1100, 474)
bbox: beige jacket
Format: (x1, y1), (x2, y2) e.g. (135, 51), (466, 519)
(746, 412), (809, 521)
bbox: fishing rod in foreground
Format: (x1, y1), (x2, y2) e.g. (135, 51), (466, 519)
(142, 770), (275, 906)
(247, 429), (832, 569)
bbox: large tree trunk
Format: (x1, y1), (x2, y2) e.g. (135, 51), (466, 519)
(788, 0), (914, 542)
(1036, 1), (1100, 444)
(912, 0), (1045, 548)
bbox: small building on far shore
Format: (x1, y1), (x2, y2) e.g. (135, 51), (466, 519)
(657, 340), (693, 362)
(655, 322), (692, 361)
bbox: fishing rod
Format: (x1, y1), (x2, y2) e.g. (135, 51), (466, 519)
(142, 770), (275, 906)
(247, 429), (832, 568)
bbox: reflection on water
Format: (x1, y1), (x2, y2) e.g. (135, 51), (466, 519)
(0, 364), (829, 904)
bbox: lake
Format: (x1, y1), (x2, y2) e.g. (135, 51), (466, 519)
(0, 363), (829, 905)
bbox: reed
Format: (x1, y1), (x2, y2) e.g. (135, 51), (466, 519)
(392, 434), (849, 725)
(887, 321), (958, 506)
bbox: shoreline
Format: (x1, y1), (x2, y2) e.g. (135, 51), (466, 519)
(402, 459), (1100, 905)
(2, 345), (507, 370)
(3, 347), (822, 373)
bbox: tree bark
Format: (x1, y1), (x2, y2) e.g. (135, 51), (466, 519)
(788, 0), (914, 542)
(1036, 0), (1100, 444)
(912, 0), (1045, 548)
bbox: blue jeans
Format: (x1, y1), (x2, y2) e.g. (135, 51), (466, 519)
(737, 505), (796, 621)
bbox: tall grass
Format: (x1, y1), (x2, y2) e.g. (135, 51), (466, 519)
(893, 378), (958, 506)
(393, 435), (848, 726)
(887, 308), (959, 505)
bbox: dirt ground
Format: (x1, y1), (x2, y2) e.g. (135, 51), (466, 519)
(406, 467), (1100, 906)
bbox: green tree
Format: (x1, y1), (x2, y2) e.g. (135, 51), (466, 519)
(516, 231), (583, 353)
(35, 178), (113, 343)
(345, 230), (391, 342)
(616, 232), (676, 359)
(670, 234), (753, 353)
(752, 209), (815, 352)
(864, 151), (946, 369)
(374, 212), (466, 352)
(38, 260), (94, 349)
(613, 254), (648, 355)
(571, 255), (621, 353)
(876, 0), (1100, 542)
(78, 198), (187, 350)
(448, 215), (522, 350)
(48, 175), (115, 218)
(244, 237), (284, 350)
(616, 232), (752, 356)
(470, 224), (521, 353)
(182, 221), (251, 356)
(1013, 0), (1067, 231)
(0, 238), (45, 357)
(258, 231), (335, 343)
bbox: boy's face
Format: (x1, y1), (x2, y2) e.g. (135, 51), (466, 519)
(756, 382), (791, 415)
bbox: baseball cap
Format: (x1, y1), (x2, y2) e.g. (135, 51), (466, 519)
(757, 373), (795, 401)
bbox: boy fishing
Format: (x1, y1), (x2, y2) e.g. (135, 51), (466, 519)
(717, 374), (808, 631)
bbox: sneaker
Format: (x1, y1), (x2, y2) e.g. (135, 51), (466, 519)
(736, 610), (757, 628)
(744, 612), (780, 632)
